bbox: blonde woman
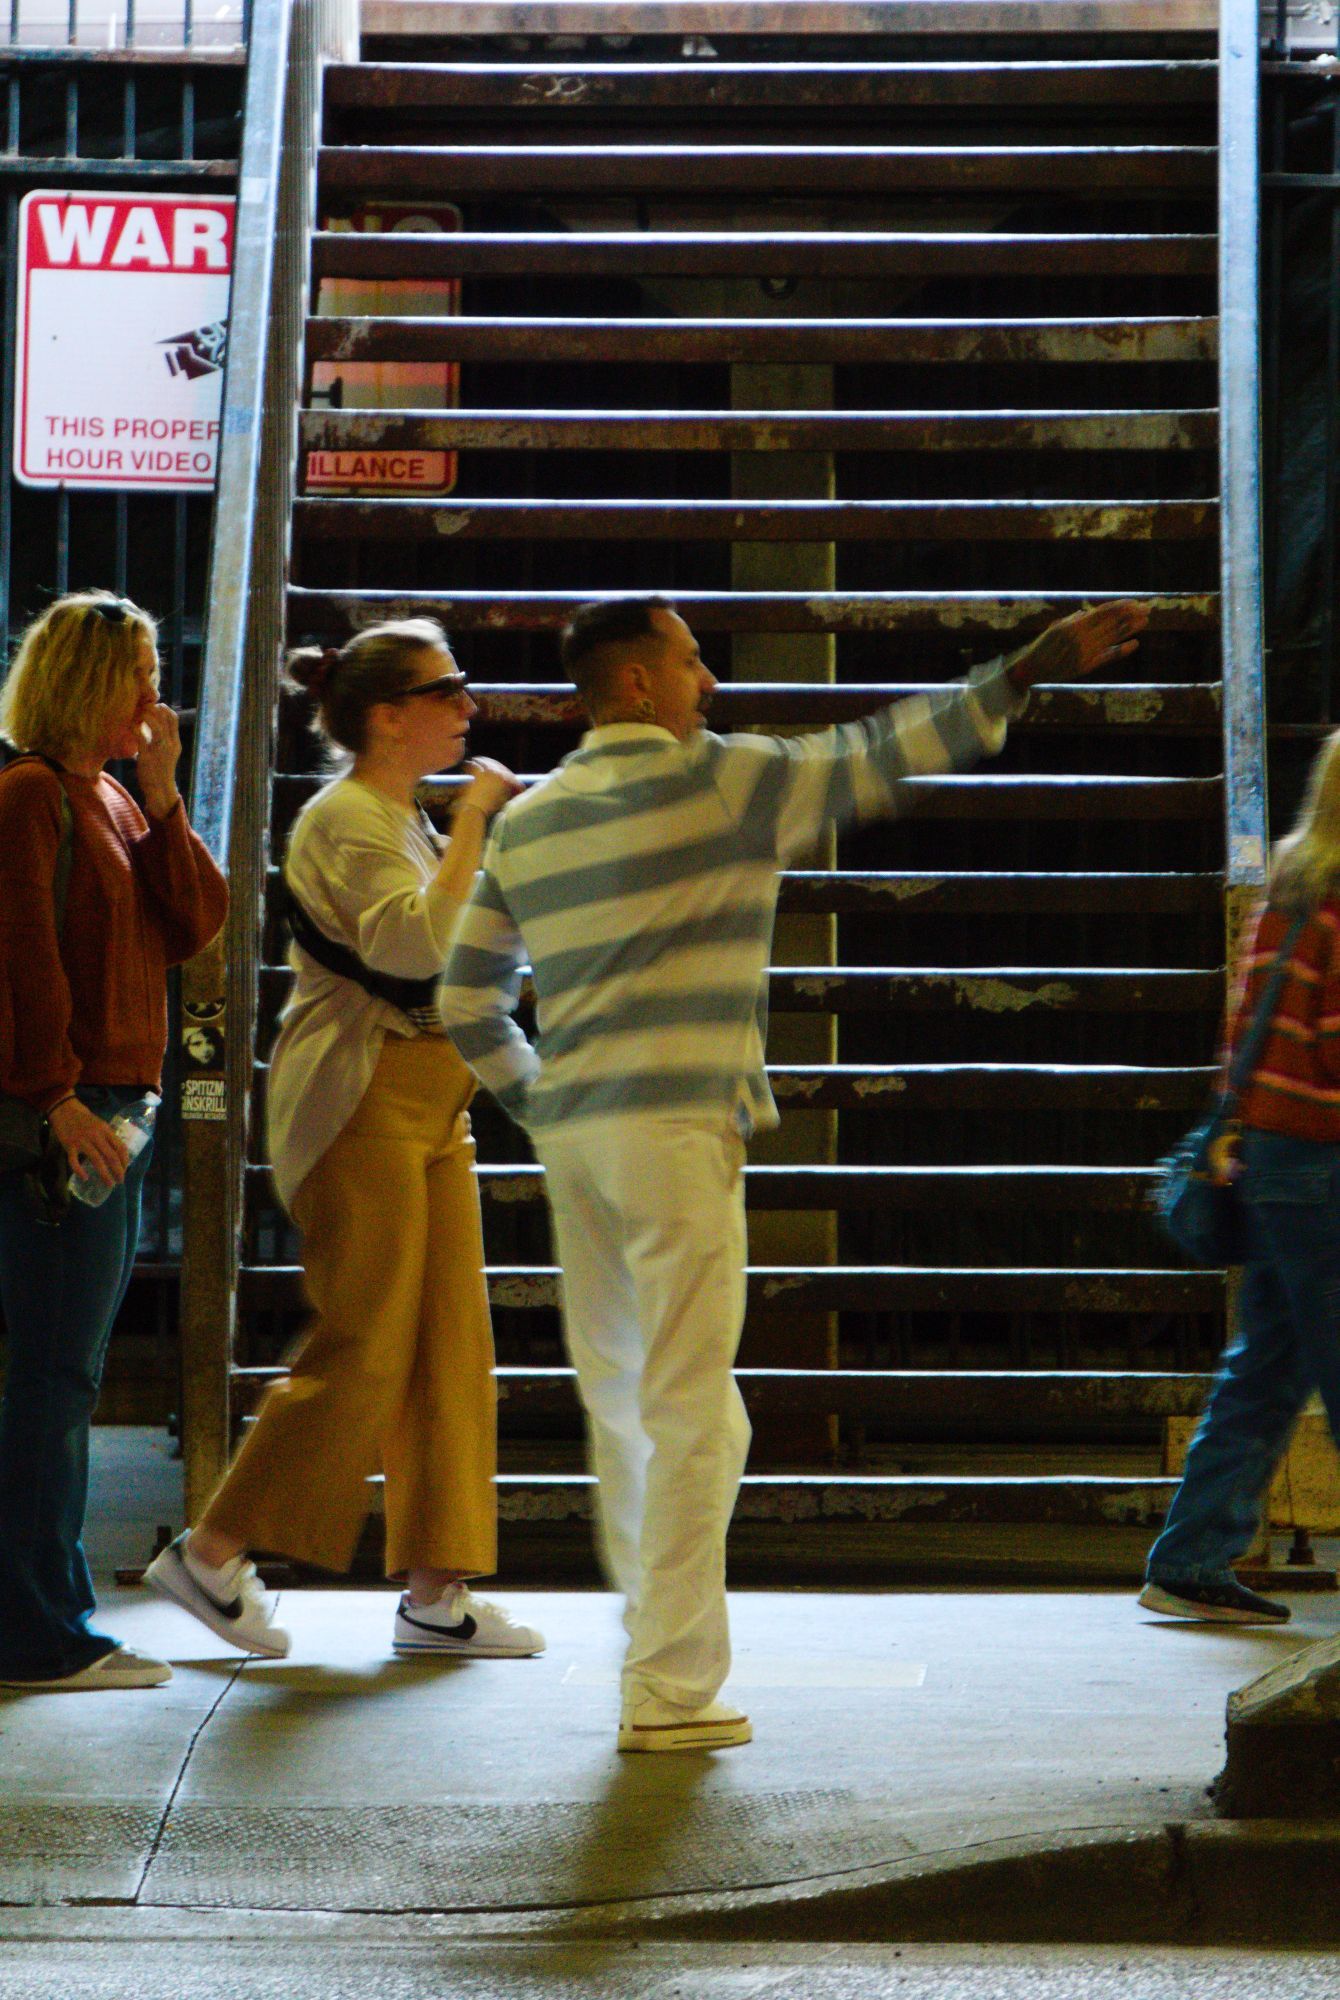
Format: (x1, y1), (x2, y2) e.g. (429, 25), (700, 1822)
(147, 620), (544, 1661)
(1143, 728), (1340, 1626)
(0, 591), (227, 1690)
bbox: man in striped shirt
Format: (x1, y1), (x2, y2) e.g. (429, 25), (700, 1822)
(440, 594), (1148, 1752)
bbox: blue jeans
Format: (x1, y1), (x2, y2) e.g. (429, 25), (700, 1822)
(1147, 1128), (1340, 1587)
(0, 1085), (153, 1678)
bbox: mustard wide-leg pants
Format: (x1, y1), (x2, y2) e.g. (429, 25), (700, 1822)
(201, 1035), (498, 1577)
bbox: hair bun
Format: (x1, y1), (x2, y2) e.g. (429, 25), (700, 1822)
(287, 644), (342, 697)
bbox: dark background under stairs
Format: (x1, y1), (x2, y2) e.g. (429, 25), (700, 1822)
(246, 28), (1229, 1581)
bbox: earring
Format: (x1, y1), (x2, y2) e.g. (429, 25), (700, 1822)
(635, 697), (656, 722)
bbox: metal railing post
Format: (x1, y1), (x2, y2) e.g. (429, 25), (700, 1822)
(179, 0), (356, 1518)
(1220, 0), (1269, 937)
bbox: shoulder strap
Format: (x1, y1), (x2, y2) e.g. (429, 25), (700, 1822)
(283, 880), (442, 1021)
(1221, 911), (1309, 1116)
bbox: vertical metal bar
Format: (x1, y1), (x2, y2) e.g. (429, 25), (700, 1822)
(55, 490), (69, 594)
(1327, 103), (1340, 717)
(0, 195), (16, 654)
(183, 0), (193, 47)
(1219, 0), (1269, 890)
(125, 0), (135, 48)
(115, 496), (128, 595)
(182, 73), (194, 160)
(66, 0), (74, 46)
(1263, 84), (1285, 703)
(65, 67), (77, 156)
(0, 76), (18, 653)
(123, 69), (135, 158)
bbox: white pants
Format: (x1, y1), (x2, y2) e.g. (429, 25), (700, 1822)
(534, 1115), (752, 1709)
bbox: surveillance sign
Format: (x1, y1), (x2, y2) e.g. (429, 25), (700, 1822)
(15, 191), (235, 491)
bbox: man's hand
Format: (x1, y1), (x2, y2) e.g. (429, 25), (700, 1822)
(1006, 600), (1151, 694)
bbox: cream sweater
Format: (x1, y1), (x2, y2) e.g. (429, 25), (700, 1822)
(265, 775), (467, 1210)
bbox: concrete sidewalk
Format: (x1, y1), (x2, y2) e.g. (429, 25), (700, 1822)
(5, 1578), (1339, 1920)
(6, 1429), (1340, 1993)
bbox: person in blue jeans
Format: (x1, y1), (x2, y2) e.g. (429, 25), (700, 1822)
(1143, 729), (1340, 1625)
(0, 592), (227, 1689)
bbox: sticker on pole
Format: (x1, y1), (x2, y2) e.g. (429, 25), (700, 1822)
(15, 191), (235, 491)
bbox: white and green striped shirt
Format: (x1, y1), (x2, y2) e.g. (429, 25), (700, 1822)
(439, 660), (1022, 1136)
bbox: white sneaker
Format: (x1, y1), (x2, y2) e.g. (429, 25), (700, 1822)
(144, 1534), (291, 1658)
(0, 1645), (171, 1691)
(392, 1585), (545, 1658)
(618, 1695), (752, 1754)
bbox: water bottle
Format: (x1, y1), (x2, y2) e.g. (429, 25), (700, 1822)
(69, 1093), (160, 1208)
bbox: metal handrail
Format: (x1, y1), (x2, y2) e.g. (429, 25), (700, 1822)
(1220, 0), (1269, 931)
(179, 0), (355, 1517)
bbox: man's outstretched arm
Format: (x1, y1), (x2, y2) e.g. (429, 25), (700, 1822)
(726, 598), (1150, 865)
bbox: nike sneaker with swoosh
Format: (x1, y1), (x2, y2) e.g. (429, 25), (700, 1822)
(144, 1534), (291, 1657)
(392, 1586), (545, 1658)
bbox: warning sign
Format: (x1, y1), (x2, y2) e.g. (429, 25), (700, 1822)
(15, 190), (235, 491)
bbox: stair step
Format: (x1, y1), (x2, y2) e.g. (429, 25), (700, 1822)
(288, 587), (1218, 639)
(312, 229), (1220, 282)
(776, 872), (1223, 915)
(319, 143), (1216, 199)
(237, 1265), (1221, 1314)
(261, 865), (1219, 922)
(487, 1473), (1179, 1528)
(325, 59), (1219, 114)
(256, 958), (1219, 1021)
(231, 1363), (1211, 1426)
(270, 772), (1221, 844)
(300, 408), (1218, 456)
(245, 1160), (1165, 1212)
(307, 314), (1219, 367)
(294, 497), (1218, 544)
(450, 683), (1222, 731)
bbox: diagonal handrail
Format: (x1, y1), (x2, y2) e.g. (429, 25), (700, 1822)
(178, 0), (356, 1519)
(1219, 0), (1268, 943)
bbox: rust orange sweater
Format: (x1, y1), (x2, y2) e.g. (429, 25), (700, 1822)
(0, 757), (228, 1113)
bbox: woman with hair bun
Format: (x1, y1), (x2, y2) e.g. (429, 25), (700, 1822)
(147, 618), (544, 1662)
(0, 590), (227, 1690)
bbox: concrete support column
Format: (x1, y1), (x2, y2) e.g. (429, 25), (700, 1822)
(732, 361), (838, 1461)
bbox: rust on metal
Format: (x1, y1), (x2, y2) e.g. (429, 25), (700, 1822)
(238, 1263), (1220, 1316)
(307, 314), (1219, 368)
(776, 872), (1223, 916)
(459, 682), (1219, 732)
(767, 1062), (1211, 1107)
(312, 229), (1218, 282)
(294, 496), (1217, 544)
(319, 143), (1216, 198)
(299, 408), (1218, 455)
(287, 587), (1219, 638)
(328, 60), (1217, 114)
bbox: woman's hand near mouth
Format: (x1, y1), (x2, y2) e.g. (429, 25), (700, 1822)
(136, 701), (182, 819)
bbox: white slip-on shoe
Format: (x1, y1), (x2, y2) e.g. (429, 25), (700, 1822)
(392, 1585), (545, 1658)
(144, 1534), (291, 1658)
(617, 1695), (753, 1753)
(0, 1645), (171, 1691)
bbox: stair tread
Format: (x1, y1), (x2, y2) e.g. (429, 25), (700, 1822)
(294, 496), (1218, 543)
(306, 316), (1219, 365)
(287, 588), (1218, 634)
(326, 59), (1219, 110)
(300, 408), (1218, 451)
(311, 229), (1219, 278)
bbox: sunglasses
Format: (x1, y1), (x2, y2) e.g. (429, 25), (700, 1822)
(89, 597), (134, 625)
(395, 671), (470, 703)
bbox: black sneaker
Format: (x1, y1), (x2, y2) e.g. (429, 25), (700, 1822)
(1139, 1578), (1291, 1625)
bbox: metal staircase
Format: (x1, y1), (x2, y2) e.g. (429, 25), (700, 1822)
(210, 18), (1260, 1581)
